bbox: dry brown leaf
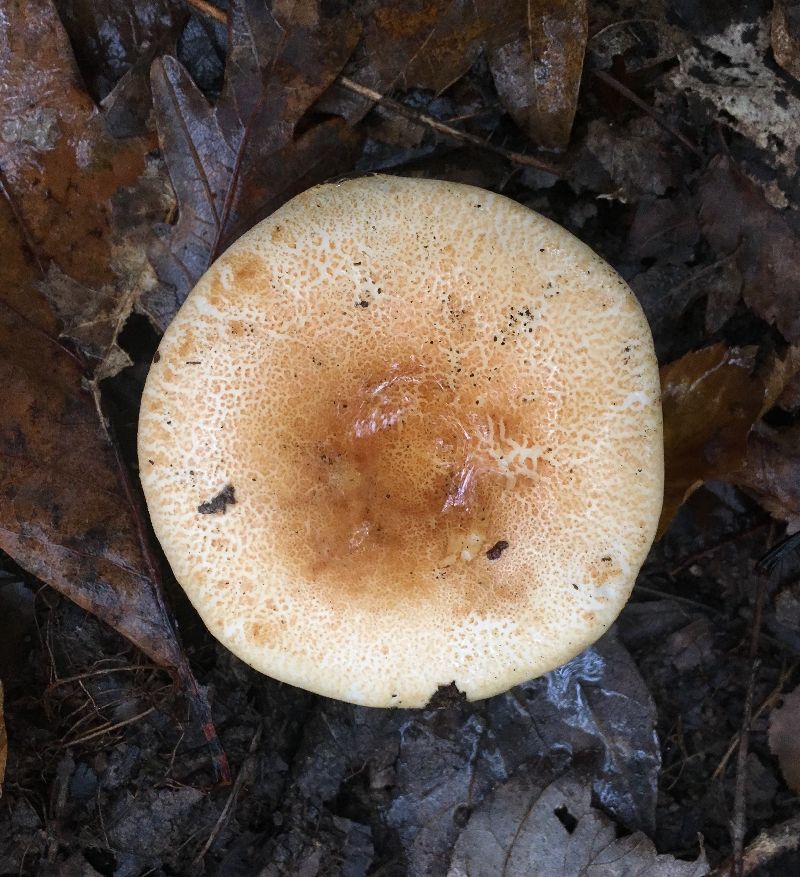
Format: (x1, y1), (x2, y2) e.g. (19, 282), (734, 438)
(772, 0), (800, 81)
(699, 159), (800, 345)
(0, 680), (6, 787)
(0, 0), (154, 379)
(659, 342), (800, 535)
(768, 684), (800, 792)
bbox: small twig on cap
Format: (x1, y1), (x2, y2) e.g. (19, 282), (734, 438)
(183, 0), (562, 175)
(710, 813), (800, 877)
(592, 69), (704, 158)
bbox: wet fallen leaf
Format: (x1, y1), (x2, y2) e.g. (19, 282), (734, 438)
(0, 308), (184, 672)
(0, 7), (226, 776)
(699, 156), (800, 344)
(771, 0), (800, 81)
(768, 683), (800, 793)
(0, 0), (156, 379)
(0, 680), (6, 786)
(733, 423), (800, 534)
(147, 0), (362, 329)
(333, 0), (587, 148)
(448, 761), (708, 876)
(659, 343), (773, 535)
(54, 0), (184, 100)
(292, 632), (660, 876)
(488, 0), (587, 148)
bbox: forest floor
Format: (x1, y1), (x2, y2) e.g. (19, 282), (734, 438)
(1, 1), (799, 875)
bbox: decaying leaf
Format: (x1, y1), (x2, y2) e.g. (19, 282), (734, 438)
(488, 0), (587, 148)
(0, 0), (156, 380)
(768, 684), (800, 793)
(771, 0), (800, 81)
(0, 308), (186, 673)
(54, 0), (185, 99)
(734, 424), (800, 534)
(448, 761), (708, 876)
(147, 0), (362, 328)
(0, 227), (228, 777)
(671, 18), (800, 177)
(291, 632), (660, 876)
(699, 156), (800, 345)
(659, 340), (800, 533)
(334, 0), (587, 148)
(0, 680), (6, 787)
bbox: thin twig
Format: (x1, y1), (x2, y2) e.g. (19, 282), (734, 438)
(710, 814), (800, 877)
(184, 0), (562, 174)
(185, 0), (225, 24)
(728, 562), (770, 877)
(669, 523), (765, 576)
(339, 76), (562, 174)
(712, 661), (798, 781)
(592, 69), (704, 158)
(48, 664), (161, 687)
(192, 724), (263, 865)
(61, 705), (156, 747)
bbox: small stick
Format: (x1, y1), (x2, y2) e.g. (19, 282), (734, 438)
(192, 723), (263, 865)
(592, 69), (704, 158)
(338, 76), (562, 174)
(184, 0), (562, 174)
(710, 813), (800, 877)
(61, 705), (156, 746)
(728, 558), (770, 877)
(186, 0), (225, 24)
(712, 660), (798, 781)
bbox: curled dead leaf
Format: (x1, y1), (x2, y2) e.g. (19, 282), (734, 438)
(768, 684), (800, 793)
(489, 0), (588, 149)
(659, 342), (800, 535)
(148, 0), (361, 328)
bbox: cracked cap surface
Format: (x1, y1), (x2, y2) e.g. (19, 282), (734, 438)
(138, 176), (664, 707)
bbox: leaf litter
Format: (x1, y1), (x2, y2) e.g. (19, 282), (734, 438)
(1, 0), (800, 874)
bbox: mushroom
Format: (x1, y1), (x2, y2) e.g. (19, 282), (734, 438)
(138, 176), (663, 707)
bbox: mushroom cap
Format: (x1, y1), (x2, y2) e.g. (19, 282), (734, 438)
(138, 176), (663, 707)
